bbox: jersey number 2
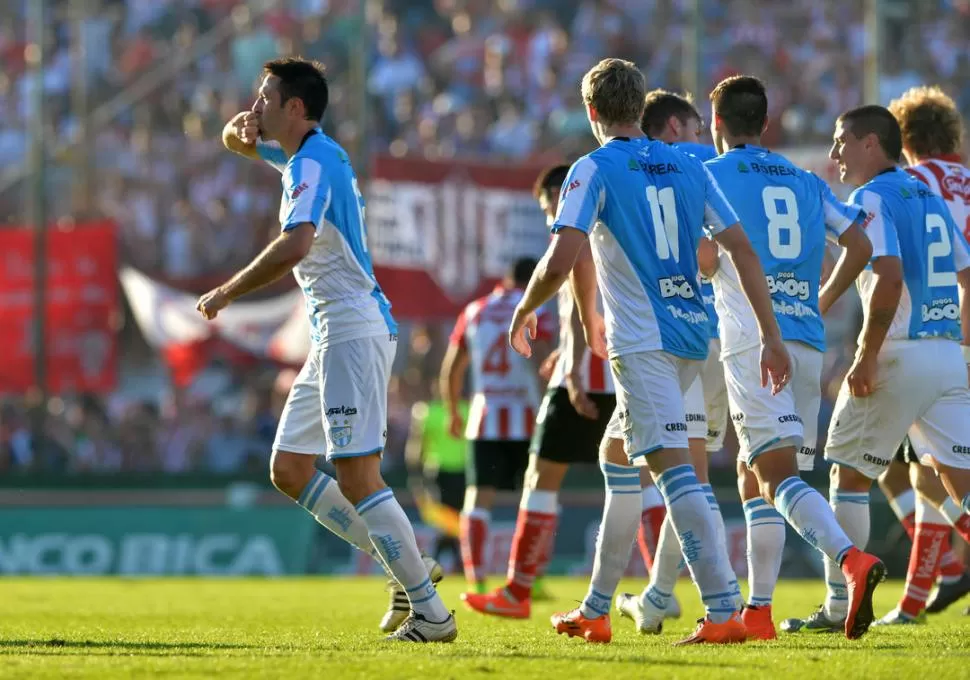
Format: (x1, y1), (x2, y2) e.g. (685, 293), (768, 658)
(926, 214), (957, 288)
(483, 335), (510, 376)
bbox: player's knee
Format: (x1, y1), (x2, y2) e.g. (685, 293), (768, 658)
(269, 451), (316, 499)
(831, 463), (871, 493)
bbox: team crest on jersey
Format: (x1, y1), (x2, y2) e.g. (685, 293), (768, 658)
(329, 418), (354, 448)
(942, 174), (970, 201)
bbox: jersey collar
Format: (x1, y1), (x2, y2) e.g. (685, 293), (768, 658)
(296, 127), (320, 154)
(924, 153), (964, 163)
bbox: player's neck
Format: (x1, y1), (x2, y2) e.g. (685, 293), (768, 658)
(723, 134), (762, 149)
(598, 124), (645, 144)
(859, 161), (898, 184)
(278, 121), (319, 158)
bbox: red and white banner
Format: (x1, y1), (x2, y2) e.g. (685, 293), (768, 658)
(0, 222), (118, 394)
(119, 268), (310, 387)
(367, 156), (552, 319)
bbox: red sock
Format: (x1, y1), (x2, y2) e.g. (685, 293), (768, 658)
(953, 514), (970, 546)
(505, 509), (558, 601)
(901, 512), (916, 540)
(460, 510), (489, 586)
(939, 534), (965, 582)
(637, 506), (666, 572)
(899, 521), (948, 617)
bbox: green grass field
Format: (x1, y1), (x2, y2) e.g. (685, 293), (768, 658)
(3, 577), (969, 679)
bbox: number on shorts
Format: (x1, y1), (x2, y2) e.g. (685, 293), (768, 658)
(926, 213), (957, 288)
(646, 185), (680, 261)
(482, 334), (510, 375)
(763, 186), (801, 259)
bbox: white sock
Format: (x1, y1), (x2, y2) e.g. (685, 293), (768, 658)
(356, 488), (450, 622)
(580, 462), (641, 619)
(702, 483), (741, 608)
(657, 464), (738, 624)
(298, 471), (385, 566)
(640, 513), (681, 611)
(940, 496), (964, 526)
(888, 488), (916, 522)
(821, 488), (869, 620)
(641, 484), (664, 510)
(742, 497), (785, 607)
(521, 488), (558, 513)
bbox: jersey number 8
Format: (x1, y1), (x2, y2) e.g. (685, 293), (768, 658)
(762, 187), (801, 259)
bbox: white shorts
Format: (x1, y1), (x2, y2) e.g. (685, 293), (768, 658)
(273, 335), (396, 460)
(825, 339), (970, 479)
(725, 341), (822, 472)
(684, 376), (707, 440)
(702, 338), (729, 452)
(604, 350), (702, 465)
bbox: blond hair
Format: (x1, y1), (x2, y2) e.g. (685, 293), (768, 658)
(888, 85), (964, 158)
(581, 58), (646, 127)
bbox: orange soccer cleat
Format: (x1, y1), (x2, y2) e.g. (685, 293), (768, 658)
(675, 612), (747, 645)
(460, 587), (530, 619)
(551, 608), (612, 643)
(841, 547), (887, 640)
(741, 605), (777, 641)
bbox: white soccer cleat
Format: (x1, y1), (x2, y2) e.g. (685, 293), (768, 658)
(873, 607), (926, 626)
(385, 612), (458, 643)
(380, 553), (444, 633)
(667, 592), (682, 619)
(615, 592), (665, 634)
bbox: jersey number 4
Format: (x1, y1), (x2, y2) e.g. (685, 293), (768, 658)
(482, 334), (511, 375)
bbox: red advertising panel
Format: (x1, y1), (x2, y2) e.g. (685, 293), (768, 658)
(0, 222), (118, 393)
(367, 156), (551, 319)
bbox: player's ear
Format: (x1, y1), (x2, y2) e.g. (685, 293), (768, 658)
(586, 103), (599, 123)
(668, 115), (681, 137)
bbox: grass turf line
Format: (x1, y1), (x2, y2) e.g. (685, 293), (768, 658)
(2, 577), (969, 679)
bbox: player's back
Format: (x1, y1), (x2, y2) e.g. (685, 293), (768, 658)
(556, 137), (736, 360)
(268, 130), (396, 346)
(705, 145), (860, 354)
(906, 157), (970, 244)
(453, 287), (545, 440)
(851, 168), (964, 343)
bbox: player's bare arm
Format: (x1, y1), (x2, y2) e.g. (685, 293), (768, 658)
(958, 267), (970, 379)
(849, 255), (903, 397)
(222, 111), (262, 160)
(563, 297), (599, 420)
(439, 343), (469, 439)
(713, 222), (791, 393)
(696, 237), (719, 278)
(196, 223), (314, 320)
(819, 223), (873, 315)
(510, 228), (587, 358)
(569, 241), (607, 360)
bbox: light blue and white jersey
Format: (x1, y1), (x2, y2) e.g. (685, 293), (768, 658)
(552, 137), (739, 360)
(850, 167), (970, 346)
(672, 142), (720, 340)
(257, 130), (396, 346)
(705, 145), (864, 356)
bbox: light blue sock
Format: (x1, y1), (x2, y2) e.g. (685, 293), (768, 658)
(298, 471), (382, 561)
(580, 462), (641, 619)
(702, 483), (741, 608)
(742, 497), (785, 607)
(657, 465), (738, 624)
(962, 493), (970, 515)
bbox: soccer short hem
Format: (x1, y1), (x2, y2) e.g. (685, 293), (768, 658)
(530, 388), (615, 464)
(328, 447), (384, 460)
(271, 442), (322, 456)
(467, 439), (530, 490)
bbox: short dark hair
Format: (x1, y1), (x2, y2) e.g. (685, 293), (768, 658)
(838, 105), (903, 162)
(641, 90), (701, 137)
(263, 57), (329, 122)
(709, 75), (768, 137)
(510, 257), (538, 286)
(532, 164), (570, 200)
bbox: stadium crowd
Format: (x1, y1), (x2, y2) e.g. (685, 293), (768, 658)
(0, 0), (965, 473)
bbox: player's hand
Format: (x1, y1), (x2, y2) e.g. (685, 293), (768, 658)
(447, 411), (464, 439)
(846, 354), (878, 398)
(565, 371), (599, 420)
(509, 307), (538, 358)
(539, 348), (561, 382)
(196, 287), (230, 321)
(759, 335), (791, 395)
(233, 111), (261, 145)
(583, 312), (608, 360)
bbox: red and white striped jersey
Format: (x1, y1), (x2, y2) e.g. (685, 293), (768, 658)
(449, 286), (553, 441)
(546, 285), (615, 394)
(905, 155), (970, 243)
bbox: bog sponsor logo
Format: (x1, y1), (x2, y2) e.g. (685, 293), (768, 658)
(922, 302), (959, 322)
(659, 275), (696, 299)
(766, 274), (810, 301)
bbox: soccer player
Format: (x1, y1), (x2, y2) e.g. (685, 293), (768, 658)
(198, 57), (456, 643)
(460, 165), (619, 619)
(871, 86), (970, 624)
(508, 57), (789, 646)
(785, 104), (970, 636)
(440, 258), (552, 593)
(615, 90), (733, 629)
(703, 76), (879, 640)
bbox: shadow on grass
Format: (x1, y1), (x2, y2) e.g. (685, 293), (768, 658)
(0, 638), (252, 652)
(438, 649), (756, 669)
